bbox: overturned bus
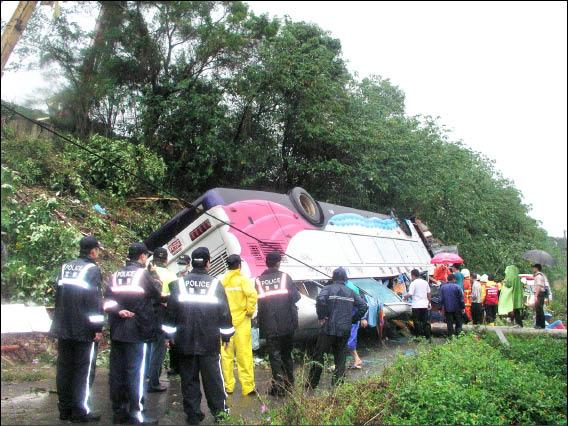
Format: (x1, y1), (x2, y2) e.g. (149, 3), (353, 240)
(145, 187), (435, 339)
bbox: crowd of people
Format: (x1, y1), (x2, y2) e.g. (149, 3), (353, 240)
(403, 262), (553, 339)
(48, 235), (556, 424)
(50, 236), (369, 424)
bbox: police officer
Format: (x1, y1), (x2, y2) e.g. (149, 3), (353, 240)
(163, 247), (234, 425)
(147, 247), (177, 393)
(167, 254), (191, 377)
(307, 267), (367, 389)
(50, 236), (104, 422)
(255, 251), (301, 396)
(103, 242), (162, 424)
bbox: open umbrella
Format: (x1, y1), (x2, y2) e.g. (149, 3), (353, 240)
(430, 252), (463, 265)
(522, 249), (556, 266)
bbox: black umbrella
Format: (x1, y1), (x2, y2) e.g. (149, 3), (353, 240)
(522, 249), (556, 266)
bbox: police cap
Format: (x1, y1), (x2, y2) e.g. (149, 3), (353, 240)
(80, 236), (101, 252)
(128, 242), (151, 260)
(191, 247), (210, 266)
(177, 254), (191, 265)
(153, 247), (168, 262)
(266, 251), (282, 267)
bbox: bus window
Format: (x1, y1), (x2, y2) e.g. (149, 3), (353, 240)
(376, 238), (403, 263)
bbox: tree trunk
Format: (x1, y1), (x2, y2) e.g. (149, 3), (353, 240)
(1, 1), (38, 74)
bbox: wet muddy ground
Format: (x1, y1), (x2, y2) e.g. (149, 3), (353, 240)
(1, 335), (432, 425)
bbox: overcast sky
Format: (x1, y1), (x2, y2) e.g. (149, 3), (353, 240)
(2, 1), (566, 237)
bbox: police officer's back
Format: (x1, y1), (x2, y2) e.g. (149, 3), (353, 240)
(50, 236), (104, 422)
(163, 247), (234, 424)
(255, 251), (301, 395)
(104, 242), (161, 424)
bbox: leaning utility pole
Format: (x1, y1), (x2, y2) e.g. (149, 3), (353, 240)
(1, 1), (38, 74)
(1, 1), (59, 76)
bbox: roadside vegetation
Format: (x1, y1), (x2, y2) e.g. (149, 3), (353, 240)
(236, 334), (567, 425)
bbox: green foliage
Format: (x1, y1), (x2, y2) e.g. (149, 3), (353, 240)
(485, 333), (567, 381)
(549, 279), (567, 322)
(1, 191), (80, 304)
(1, 130), (166, 198)
(271, 335), (567, 425)
(67, 134), (167, 197)
(0, 130), (88, 198)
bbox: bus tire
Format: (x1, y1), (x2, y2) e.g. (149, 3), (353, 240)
(288, 187), (324, 226)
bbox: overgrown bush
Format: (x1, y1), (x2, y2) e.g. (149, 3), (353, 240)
(485, 333), (567, 381)
(270, 335), (567, 425)
(549, 279), (567, 323)
(1, 179), (79, 304)
(1, 130), (167, 199)
(69, 134), (167, 197)
(1, 131), (88, 198)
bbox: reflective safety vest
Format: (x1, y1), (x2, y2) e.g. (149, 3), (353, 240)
(463, 277), (472, 307)
(59, 263), (97, 290)
(103, 268), (146, 311)
(256, 272), (288, 299)
(51, 259), (104, 340)
(177, 276), (221, 304)
(163, 270), (235, 353)
(485, 285), (499, 305)
(104, 263), (161, 343)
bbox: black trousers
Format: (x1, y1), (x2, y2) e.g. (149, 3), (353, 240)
(535, 293), (546, 328)
(109, 341), (148, 417)
(169, 343), (180, 373)
(308, 333), (349, 389)
(412, 308), (431, 339)
(471, 303), (483, 325)
(444, 312), (462, 336)
(56, 339), (97, 418)
(266, 334), (295, 391)
(485, 304), (497, 323)
(178, 353), (227, 423)
(513, 308), (523, 327)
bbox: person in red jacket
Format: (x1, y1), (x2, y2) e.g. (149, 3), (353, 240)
(484, 274), (500, 325)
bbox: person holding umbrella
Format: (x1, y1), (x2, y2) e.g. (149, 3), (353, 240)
(532, 264), (549, 329)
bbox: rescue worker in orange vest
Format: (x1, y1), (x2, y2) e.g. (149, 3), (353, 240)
(255, 251), (301, 396)
(484, 274), (500, 325)
(220, 254), (258, 396)
(461, 268), (472, 321)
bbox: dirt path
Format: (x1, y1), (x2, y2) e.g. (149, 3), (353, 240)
(1, 336), (426, 425)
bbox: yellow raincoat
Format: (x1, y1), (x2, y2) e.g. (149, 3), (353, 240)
(220, 268), (258, 395)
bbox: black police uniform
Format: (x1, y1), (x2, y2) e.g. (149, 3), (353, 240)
(164, 263), (234, 424)
(103, 261), (161, 423)
(308, 275), (367, 389)
(167, 255), (191, 376)
(50, 256), (104, 421)
(255, 267), (301, 394)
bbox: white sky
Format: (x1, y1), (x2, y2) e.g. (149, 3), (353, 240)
(2, 1), (567, 237)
